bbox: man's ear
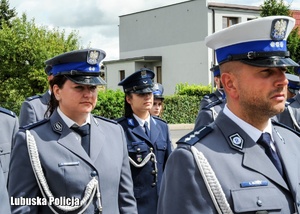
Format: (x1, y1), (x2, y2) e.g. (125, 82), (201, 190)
(221, 72), (238, 99)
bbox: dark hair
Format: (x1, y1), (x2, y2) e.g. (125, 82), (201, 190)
(45, 75), (68, 116)
(124, 93), (133, 117)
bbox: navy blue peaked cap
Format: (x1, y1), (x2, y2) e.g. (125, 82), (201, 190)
(118, 68), (155, 94)
(45, 48), (106, 85)
(153, 83), (164, 99)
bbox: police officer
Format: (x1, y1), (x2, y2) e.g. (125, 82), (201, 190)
(117, 69), (172, 214)
(276, 71), (300, 131)
(150, 83), (165, 117)
(158, 16), (300, 213)
(9, 49), (137, 214)
(0, 107), (18, 214)
(19, 65), (53, 126)
(194, 65), (226, 130)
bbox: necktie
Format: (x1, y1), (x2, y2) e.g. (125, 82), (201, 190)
(71, 124), (90, 155)
(257, 133), (283, 176)
(144, 121), (150, 137)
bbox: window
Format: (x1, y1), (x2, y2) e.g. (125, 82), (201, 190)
(119, 70), (125, 81)
(222, 17), (239, 28)
(156, 66), (162, 83)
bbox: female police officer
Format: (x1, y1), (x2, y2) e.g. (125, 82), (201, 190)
(117, 69), (172, 214)
(8, 49), (137, 214)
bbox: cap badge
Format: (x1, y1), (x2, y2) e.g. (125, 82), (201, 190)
(229, 133), (244, 149)
(87, 50), (100, 65)
(271, 18), (288, 41)
(143, 80), (148, 84)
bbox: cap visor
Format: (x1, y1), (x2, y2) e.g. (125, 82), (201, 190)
(134, 87), (153, 94)
(241, 57), (299, 67)
(65, 75), (106, 85)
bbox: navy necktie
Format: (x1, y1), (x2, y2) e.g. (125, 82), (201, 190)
(71, 124), (90, 155)
(144, 121), (150, 137)
(257, 133), (283, 176)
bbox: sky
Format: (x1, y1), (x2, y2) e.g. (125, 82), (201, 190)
(8, 0), (300, 61)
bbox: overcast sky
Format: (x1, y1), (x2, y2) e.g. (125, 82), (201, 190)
(8, 0), (300, 60)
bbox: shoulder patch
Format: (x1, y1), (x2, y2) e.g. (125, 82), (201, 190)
(271, 119), (300, 137)
(94, 115), (118, 124)
(177, 126), (213, 146)
(152, 115), (167, 124)
(26, 94), (42, 101)
(21, 118), (49, 130)
(0, 107), (16, 117)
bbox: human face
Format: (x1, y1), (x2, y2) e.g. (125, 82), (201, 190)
(126, 92), (153, 118)
(150, 98), (163, 116)
(223, 62), (288, 121)
(53, 79), (98, 123)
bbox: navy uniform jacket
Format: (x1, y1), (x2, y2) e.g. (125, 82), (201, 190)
(277, 93), (300, 131)
(19, 91), (50, 127)
(117, 116), (172, 214)
(9, 109), (137, 214)
(158, 111), (300, 214)
(0, 107), (17, 214)
(194, 89), (225, 130)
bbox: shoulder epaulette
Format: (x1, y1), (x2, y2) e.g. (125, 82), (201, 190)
(115, 116), (126, 123)
(177, 125), (213, 146)
(271, 119), (300, 137)
(203, 99), (223, 110)
(0, 107), (16, 117)
(94, 115), (118, 124)
(26, 94), (42, 101)
(21, 118), (49, 130)
(152, 115), (167, 124)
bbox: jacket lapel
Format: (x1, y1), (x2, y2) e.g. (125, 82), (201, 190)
(149, 117), (159, 143)
(89, 116), (105, 162)
(129, 117), (151, 143)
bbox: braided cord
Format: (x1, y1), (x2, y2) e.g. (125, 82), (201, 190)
(191, 146), (233, 214)
(26, 130), (102, 214)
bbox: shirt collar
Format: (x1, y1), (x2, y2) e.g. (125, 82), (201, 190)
(57, 107), (91, 128)
(133, 114), (150, 128)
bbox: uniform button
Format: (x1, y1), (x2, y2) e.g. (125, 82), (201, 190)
(0, 147), (2, 153)
(91, 171), (97, 177)
(151, 158), (154, 162)
(151, 182), (156, 187)
(256, 199), (262, 207)
(150, 147), (153, 152)
(137, 148), (141, 152)
(152, 170), (156, 175)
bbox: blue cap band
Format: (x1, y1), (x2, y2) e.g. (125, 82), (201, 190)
(52, 62), (100, 76)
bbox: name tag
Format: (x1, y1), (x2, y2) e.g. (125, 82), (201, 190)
(58, 162), (80, 167)
(240, 180), (268, 188)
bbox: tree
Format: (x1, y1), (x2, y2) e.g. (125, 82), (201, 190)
(260, 0), (300, 71)
(0, 13), (81, 113)
(0, 0), (16, 28)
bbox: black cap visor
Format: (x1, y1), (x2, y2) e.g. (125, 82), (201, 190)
(241, 57), (299, 68)
(65, 75), (106, 86)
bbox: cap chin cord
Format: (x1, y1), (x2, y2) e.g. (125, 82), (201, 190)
(26, 130), (102, 214)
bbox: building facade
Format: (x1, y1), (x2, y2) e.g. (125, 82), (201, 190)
(103, 0), (261, 95)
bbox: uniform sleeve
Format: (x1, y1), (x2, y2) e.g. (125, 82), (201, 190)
(157, 145), (216, 214)
(19, 101), (36, 127)
(0, 166), (10, 214)
(117, 125), (138, 214)
(8, 130), (41, 214)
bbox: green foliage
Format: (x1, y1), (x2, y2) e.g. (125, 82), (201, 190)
(0, 0), (16, 28)
(0, 13), (81, 113)
(92, 89), (125, 119)
(260, 0), (291, 17)
(175, 82), (212, 96)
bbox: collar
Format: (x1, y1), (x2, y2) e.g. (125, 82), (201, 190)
(223, 105), (274, 142)
(133, 113), (150, 129)
(57, 107), (91, 128)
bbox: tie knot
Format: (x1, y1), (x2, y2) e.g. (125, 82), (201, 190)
(257, 132), (271, 148)
(72, 124), (90, 136)
(144, 121), (148, 128)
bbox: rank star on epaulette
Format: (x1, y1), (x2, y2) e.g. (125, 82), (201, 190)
(271, 18), (288, 41)
(87, 50), (100, 65)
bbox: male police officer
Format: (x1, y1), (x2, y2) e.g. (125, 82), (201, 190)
(0, 107), (18, 214)
(19, 65), (53, 126)
(158, 16), (300, 213)
(194, 65), (226, 130)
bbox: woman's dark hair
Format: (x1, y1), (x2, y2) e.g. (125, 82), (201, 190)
(45, 75), (68, 117)
(124, 93), (133, 117)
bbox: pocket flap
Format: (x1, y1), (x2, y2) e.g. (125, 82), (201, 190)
(0, 143), (11, 155)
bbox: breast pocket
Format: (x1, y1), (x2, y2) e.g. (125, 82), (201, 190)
(128, 141), (149, 163)
(231, 187), (283, 213)
(0, 143), (11, 174)
(156, 142), (167, 164)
